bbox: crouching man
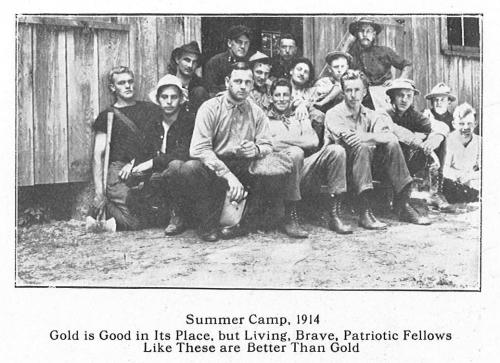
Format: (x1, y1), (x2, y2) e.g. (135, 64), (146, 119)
(182, 62), (279, 242)
(385, 79), (452, 212)
(125, 74), (196, 235)
(92, 66), (165, 230)
(268, 78), (352, 237)
(325, 70), (427, 229)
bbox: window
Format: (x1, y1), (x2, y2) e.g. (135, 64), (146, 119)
(441, 15), (481, 58)
(261, 30), (281, 58)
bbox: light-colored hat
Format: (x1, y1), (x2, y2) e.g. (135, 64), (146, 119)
(325, 51), (353, 65)
(385, 79), (420, 96)
(249, 51), (271, 65)
(148, 74), (185, 105)
(349, 17), (382, 36)
(425, 82), (457, 102)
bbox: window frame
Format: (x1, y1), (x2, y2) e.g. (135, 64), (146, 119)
(440, 15), (481, 59)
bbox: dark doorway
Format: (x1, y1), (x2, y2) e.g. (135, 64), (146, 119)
(201, 16), (303, 62)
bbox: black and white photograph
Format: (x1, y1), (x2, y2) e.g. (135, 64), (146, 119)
(15, 14), (482, 289)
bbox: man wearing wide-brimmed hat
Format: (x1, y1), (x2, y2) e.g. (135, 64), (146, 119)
(346, 17), (412, 111)
(129, 74), (197, 235)
(204, 25), (252, 97)
(166, 41), (208, 114)
(386, 79), (453, 213)
(314, 50), (353, 113)
(423, 82), (457, 131)
(248, 51), (272, 111)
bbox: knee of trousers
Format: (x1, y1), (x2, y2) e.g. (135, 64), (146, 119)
(324, 144), (346, 160)
(179, 159), (206, 178)
(160, 159), (184, 179)
(285, 146), (305, 163)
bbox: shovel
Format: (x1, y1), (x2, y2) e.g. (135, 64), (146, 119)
(86, 112), (117, 233)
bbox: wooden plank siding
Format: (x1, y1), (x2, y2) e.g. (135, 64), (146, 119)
(16, 15), (481, 187)
(33, 25), (68, 184)
(17, 23), (34, 186)
(66, 28), (99, 182)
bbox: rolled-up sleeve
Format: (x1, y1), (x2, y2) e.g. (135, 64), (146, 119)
(253, 107), (274, 156)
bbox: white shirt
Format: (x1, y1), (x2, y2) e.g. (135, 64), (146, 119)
(161, 121), (170, 154)
(444, 131), (481, 189)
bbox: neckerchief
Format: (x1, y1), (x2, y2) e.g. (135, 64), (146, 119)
(268, 106), (295, 129)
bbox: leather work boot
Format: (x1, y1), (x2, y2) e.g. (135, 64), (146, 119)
(328, 195), (353, 234)
(396, 183), (431, 225)
(358, 192), (387, 230)
(219, 223), (248, 240)
(164, 205), (186, 236)
(282, 201), (309, 239)
(198, 229), (219, 243)
(429, 173), (455, 213)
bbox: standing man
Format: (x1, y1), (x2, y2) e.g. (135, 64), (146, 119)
(346, 17), (412, 110)
(166, 41), (209, 114)
(314, 51), (353, 113)
(268, 78), (352, 235)
(181, 63), (278, 242)
(204, 25), (252, 97)
(248, 51), (272, 111)
(385, 79), (452, 212)
(270, 33), (299, 80)
(92, 66), (165, 230)
(325, 70), (430, 228)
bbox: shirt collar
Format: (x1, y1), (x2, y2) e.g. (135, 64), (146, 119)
(339, 101), (368, 118)
(222, 93), (249, 112)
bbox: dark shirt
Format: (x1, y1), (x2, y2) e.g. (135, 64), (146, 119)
(93, 101), (164, 164)
(149, 106), (196, 172)
(349, 42), (412, 86)
(387, 106), (432, 146)
(204, 50), (248, 95)
(186, 75), (209, 114)
(430, 109), (454, 131)
(270, 56), (294, 80)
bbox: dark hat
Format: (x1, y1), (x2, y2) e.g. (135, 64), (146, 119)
(349, 17), (382, 36)
(325, 51), (353, 65)
(226, 25), (252, 41)
(171, 41), (202, 61)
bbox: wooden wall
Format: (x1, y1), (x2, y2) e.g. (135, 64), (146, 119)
(303, 16), (482, 115)
(16, 16), (201, 186)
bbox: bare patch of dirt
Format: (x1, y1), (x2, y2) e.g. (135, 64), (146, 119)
(16, 204), (480, 290)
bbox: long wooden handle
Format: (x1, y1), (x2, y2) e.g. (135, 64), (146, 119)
(100, 112), (113, 221)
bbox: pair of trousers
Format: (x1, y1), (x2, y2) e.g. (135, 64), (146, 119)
(343, 141), (412, 195)
(172, 158), (285, 233)
(282, 144), (347, 201)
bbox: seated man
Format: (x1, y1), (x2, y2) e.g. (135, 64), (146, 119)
(204, 25), (252, 97)
(423, 82), (457, 131)
(288, 57), (326, 150)
(183, 62), (282, 242)
(385, 79), (452, 212)
(325, 70), (429, 228)
(248, 51), (272, 111)
(166, 41), (209, 114)
(268, 78), (352, 236)
(124, 75), (196, 235)
(313, 51), (352, 113)
(92, 66), (165, 230)
(443, 103), (481, 203)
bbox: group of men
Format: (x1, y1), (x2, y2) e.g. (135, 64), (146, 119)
(92, 17), (481, 242)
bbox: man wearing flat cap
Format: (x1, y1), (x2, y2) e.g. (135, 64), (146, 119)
(167, 41), (209, 114)
(248, 51), (272, 111)
(386, 79), (453, 213)
(204, 25), (252, 97)
(345, 17), (412, 111)
(314, 51), (352, 113)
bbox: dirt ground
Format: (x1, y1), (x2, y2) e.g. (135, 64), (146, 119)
(16, 201), (480, 290)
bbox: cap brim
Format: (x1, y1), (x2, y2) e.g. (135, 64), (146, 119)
(425, 93), (456, 101)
